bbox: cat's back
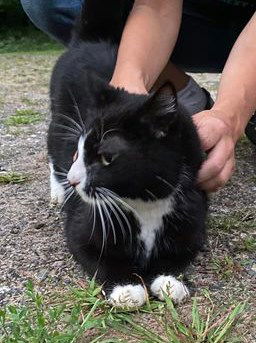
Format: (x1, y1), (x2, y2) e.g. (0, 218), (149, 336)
(50, 41), (117, 97)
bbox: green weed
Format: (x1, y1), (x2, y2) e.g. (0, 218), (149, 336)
(21, 97), (38, 106)
(103, 291), (246, 343)
(236, 237), (256, 253)
(209, 211), (256, 233)
(0, 27), (62, 54)
(0, 280), (104, 343)
(0, 171), (29, 184)
(211, 256), (241, 280)
(0, 281), (248, 343)
(4, 108), (42, 126)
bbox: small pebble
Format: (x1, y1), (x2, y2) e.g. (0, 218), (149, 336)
(10, 227), (20, 234)
(35, 222), (45, 230)
(36, 269), (48, 282)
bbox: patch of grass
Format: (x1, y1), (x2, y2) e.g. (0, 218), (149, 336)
(0, 26), (62, 54)
(5, 127), (24, 136)
(21, 97), (39, 106)
(108, 293), (247, 343)
(4, 108), (42, 126)
(0, 280), (104, 343)
(209, 211), (256, 233)
(236, 237), (256, 253)
(0, 171), (29, 184)
(211, 256), (241, 280)
(0, 281), (248, 343)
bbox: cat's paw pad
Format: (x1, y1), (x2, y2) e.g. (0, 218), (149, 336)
(150, 275), (189, 303)
(108, 284), (147, 308)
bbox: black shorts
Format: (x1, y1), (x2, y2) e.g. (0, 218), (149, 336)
(172, 0), (255, 72)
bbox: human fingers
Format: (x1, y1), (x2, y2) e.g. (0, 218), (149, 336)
(193, 111), (230, 151)
(197, 136), (234, 184)
(198, 156), (235, 192)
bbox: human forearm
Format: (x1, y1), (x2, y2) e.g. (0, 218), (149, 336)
(193, 13), (256, 192)
(110, 0), (183, 94)
(213, 13), (256, 141)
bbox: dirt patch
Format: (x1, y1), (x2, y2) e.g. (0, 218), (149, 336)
(0, 53), (255, 341)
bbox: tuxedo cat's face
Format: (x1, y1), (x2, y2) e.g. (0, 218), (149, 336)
(66, 83), (191, 202)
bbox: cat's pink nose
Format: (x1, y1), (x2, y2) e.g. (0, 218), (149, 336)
(69, 179), (80, 187)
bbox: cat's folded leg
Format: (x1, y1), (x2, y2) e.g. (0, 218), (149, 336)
(150, 275), (189, 304)
(98, 264), (148, 308)
(69, 245), (148, 308)
(49, 161), (65, 206)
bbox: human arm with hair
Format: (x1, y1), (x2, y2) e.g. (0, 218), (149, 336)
(194, 13), (256, 191)
(110, 0), (183, 94)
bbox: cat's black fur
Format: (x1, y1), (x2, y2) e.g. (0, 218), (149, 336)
(48, 0), (207, 299)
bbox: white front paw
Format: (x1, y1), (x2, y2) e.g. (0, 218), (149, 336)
(50, 187), (65, 206)
(150, 275), (189, 303)
(108, 284), (147, 308)
(49, 165), (65, 206)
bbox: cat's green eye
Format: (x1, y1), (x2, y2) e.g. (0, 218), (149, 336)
(101, 153), (115, 166)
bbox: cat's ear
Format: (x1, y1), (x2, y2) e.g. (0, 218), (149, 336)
(140, 83), (178, 138)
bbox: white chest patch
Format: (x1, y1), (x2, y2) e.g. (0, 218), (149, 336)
(124, 197), (175, 257)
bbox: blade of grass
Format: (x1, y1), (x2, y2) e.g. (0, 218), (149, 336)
(212, 303), (246, 343)
(114, 314), (166, 343)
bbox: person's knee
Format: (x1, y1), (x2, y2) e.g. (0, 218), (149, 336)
(20, 0), (80, 44)
(20, 0), (53, 32)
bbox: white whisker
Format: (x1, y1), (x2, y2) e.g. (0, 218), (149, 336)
(100, 187), (136, 214)
(98, 191), (126, 242)
(54, 113), (83, 133)
(89, 196), (97, 242)
(98, 188), (132, 245)
(145, 188), (158, 200)
(60, 188), (74, 211)
(100, 128), (119, 142)
(54, 163), (68, 174)
(52, 132), (78, 142)
(97, 193), (117, 245)
(66, 87), (85, 131)
(54, 123), (81, 136)
(95, 196), (107, 257)
(54, 171), (67, 177)
(59, 181), (69, 186)
(156, 175), (174, 190)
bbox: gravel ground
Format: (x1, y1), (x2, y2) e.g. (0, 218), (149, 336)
(0, 52), (255, 341)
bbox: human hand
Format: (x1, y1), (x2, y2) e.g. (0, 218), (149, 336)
(192, 109), (236, 192)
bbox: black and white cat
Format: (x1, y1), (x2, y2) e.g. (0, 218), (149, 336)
(47, 0), (207, 307)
